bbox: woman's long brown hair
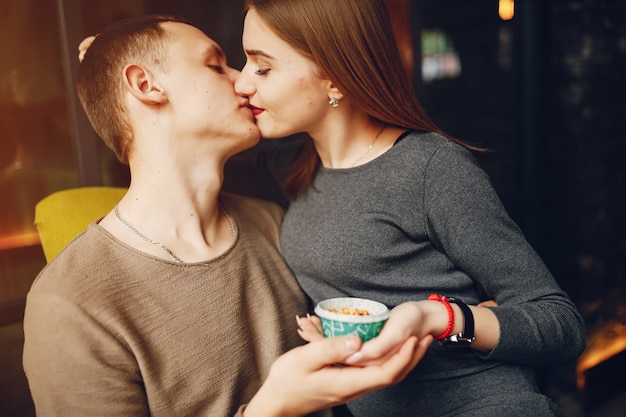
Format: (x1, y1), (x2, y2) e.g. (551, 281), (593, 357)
(244, 0), (479, 198)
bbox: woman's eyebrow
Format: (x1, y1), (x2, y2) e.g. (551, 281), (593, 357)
(244, 49), (275, 59)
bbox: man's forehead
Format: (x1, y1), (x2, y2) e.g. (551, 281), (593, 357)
(162, 21), (223, 56)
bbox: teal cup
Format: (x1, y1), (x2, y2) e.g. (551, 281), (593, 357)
(314, 297), (390, 342)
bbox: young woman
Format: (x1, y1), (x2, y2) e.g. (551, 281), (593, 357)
(235, 1), (585, 416)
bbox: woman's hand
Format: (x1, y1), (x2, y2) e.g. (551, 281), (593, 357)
(296, 301), (440, 366)
(296, 298), (500, 368)
(78, 35), (97, 62)
(343, 301), (436, 365)
(344, 299), (500, 365)
(296, 302), (435, 366)
(296, 314), (324, 342)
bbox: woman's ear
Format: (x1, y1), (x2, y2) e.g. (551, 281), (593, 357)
(123, 64), (168, 104)
(327, 82), (345, 102)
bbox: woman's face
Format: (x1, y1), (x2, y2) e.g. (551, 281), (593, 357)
(235, 9), (332, 139)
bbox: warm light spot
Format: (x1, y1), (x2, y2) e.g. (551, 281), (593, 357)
(576, 320), (626, 390)
(0, 232), (41, 250)
(499, 0), (515, 21)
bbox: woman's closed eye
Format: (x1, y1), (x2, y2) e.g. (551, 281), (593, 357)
(254, 68), (271, 76)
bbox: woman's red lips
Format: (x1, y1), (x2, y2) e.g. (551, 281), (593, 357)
(249, 105), (264, 116)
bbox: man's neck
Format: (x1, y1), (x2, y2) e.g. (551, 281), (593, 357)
(98, 153), (235, 262)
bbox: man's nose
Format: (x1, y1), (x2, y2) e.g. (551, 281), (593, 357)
(226, 66), (241, 83)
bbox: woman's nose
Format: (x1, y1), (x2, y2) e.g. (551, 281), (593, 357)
(234, 69), (253, 96)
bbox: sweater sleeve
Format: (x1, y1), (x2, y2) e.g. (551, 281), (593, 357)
(23, 290), (148, 417)
(422, 141), (586, 365)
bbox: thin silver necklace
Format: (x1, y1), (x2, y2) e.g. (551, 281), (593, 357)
(351, 125), (387, 167)
(113, 203), (236, 263)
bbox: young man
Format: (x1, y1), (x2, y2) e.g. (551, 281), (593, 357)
(22, 15), (429, 417)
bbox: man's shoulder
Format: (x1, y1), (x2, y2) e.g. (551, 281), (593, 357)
(30, 225), (117, 292)
(220, 192), (284, 222)
(220, 193), (286, 247)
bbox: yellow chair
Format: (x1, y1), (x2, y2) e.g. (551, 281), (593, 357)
(34, 186), (127, 262)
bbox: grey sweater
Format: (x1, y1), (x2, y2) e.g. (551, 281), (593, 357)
(281, 131), (585, 416)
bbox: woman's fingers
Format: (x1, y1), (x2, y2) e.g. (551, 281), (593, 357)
(78, 35), (97, 62)
(296, 314), (324, 342)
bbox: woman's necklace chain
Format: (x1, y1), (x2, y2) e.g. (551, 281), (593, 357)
(351, 125), (387, 167)
(113, 203), (236, 263)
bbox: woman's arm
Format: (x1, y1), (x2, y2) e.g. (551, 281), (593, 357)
(296, 300), (499, 366)
(422, 142), (585, 363)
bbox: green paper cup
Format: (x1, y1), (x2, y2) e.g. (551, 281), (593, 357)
(314, 297), (390, 342)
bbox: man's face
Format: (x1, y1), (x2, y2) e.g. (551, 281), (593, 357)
(158, 22), (260, 155)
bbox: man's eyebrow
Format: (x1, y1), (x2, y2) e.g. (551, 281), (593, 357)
(202, 45), (226, 60)
(245, 49), (275, 60)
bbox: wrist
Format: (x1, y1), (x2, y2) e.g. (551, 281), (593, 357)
(244, 387), (295, 417)
(428, 294), (475, 347)
(425, 296), (454, 338)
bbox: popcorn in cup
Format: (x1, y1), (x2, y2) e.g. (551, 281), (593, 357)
(314, 297), (390, 342)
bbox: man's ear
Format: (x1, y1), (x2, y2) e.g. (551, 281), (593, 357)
(123, 64), (168, 104)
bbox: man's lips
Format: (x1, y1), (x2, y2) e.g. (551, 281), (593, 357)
(249, 105), (264, 117)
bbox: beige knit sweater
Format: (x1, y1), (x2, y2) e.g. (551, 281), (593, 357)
(23, 193), (310, 417)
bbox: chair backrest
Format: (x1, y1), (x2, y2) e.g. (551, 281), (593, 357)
(34, 186), (127, 262)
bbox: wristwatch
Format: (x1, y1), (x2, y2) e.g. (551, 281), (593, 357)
(439, 297), (475, 348)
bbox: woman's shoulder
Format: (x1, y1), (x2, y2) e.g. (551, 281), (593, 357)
(400, 130), (472, 154)
(390, 131), (476, 169)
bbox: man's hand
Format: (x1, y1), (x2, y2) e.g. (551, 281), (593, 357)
(244, 333), (432, 417)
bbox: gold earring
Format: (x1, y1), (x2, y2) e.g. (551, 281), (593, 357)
(329, 97), (339, 108)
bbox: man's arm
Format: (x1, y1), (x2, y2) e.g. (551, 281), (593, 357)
(23, 291), (148, 416)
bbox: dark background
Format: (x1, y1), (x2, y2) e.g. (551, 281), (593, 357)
(0, 1), (624, 416)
